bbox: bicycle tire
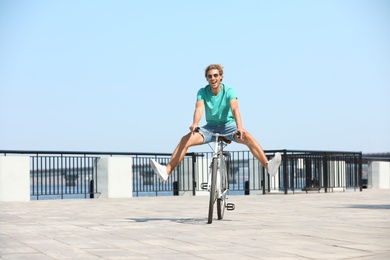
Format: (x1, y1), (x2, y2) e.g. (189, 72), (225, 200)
(217, 160), (228, 220)
(207, 157), (218, 224)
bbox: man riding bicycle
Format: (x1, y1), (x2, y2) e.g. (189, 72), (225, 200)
(151, 64), (281, 181)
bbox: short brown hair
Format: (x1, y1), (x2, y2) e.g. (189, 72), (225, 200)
(204, 64), (224, 78)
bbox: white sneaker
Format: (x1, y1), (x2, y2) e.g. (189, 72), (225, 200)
(150, 159), (169, 181)
(268, 152), (281, 176)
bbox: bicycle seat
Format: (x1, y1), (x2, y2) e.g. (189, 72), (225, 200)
(218, 136), (232, 144)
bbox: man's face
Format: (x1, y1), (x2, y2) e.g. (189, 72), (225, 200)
(206, 69), (223, 90)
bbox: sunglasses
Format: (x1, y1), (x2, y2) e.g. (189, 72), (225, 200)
(207, 73), (220, 79)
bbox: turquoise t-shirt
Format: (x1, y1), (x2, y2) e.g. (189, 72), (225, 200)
(196, 83), (237, 125)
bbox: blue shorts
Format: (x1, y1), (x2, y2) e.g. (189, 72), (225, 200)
(198, 124), (237, 144)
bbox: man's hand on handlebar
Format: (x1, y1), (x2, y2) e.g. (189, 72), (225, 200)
(189, 124), (199, 133)
(236, 128), (245, 141)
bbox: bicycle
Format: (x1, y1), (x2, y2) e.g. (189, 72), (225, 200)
(195, 127), (236, 224)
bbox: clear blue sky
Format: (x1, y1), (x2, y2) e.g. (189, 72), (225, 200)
(1, 0), (389, 154)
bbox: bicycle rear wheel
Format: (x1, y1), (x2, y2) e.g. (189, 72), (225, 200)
(217, 160), (228, 220)
(207, 157), (218, 224)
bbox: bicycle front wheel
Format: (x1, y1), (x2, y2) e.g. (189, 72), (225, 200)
(207, 157), (218, 224)
(217, 160), (228, 220)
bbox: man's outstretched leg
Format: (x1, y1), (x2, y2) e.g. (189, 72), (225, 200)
(234, 131), (281, 176)
(150, 132), (204, 181)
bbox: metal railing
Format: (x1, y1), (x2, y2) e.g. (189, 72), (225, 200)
(1, 149), (364, 199)
(30, 155), (99, 200)
(277, 150), (363, 194)
(1, 150), (197, 199)
(177, 150), (363, 195)
(132, 154), (196, 197)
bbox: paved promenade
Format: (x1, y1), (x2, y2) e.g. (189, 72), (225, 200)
(1, 190), (389, 260)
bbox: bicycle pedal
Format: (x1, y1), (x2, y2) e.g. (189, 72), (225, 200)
(201, 183), (209, 190)
(226, 203), (235, 211)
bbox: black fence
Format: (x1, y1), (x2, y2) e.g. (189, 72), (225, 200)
(30, 155), (99, 200)
(135, 150), (364, 196)
(1, 149), (364, 199)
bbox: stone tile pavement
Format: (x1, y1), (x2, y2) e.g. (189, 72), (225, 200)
(0, 189), (389, 259)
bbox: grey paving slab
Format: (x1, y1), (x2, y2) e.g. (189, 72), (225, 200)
(0, 190), (389, 259)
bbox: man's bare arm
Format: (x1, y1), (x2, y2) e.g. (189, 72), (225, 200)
(189, 100), (204, 132)
(230, 98), (245, 139)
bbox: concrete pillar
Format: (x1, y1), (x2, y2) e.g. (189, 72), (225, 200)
(195, 158), (211, 196)
(371, 161), (390, 189)
(175, 159), (194, 196)
(267, 158), (280, 192)
(328, 160), (346, 191)
(269, 172), (280, 192)
(97, 157), (132, 198)
(249, 159), (263, 195)
(0, 156), (30, 201)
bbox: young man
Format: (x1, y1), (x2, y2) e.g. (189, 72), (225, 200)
(150, 64), (281, 181)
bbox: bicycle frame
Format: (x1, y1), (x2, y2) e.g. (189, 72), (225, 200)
(209, 133), (227, 198)
(196, 127), (236, 224)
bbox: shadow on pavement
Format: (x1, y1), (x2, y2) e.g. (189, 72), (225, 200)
(348, 204), (390, 210)
(126, 217), (209, 224)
